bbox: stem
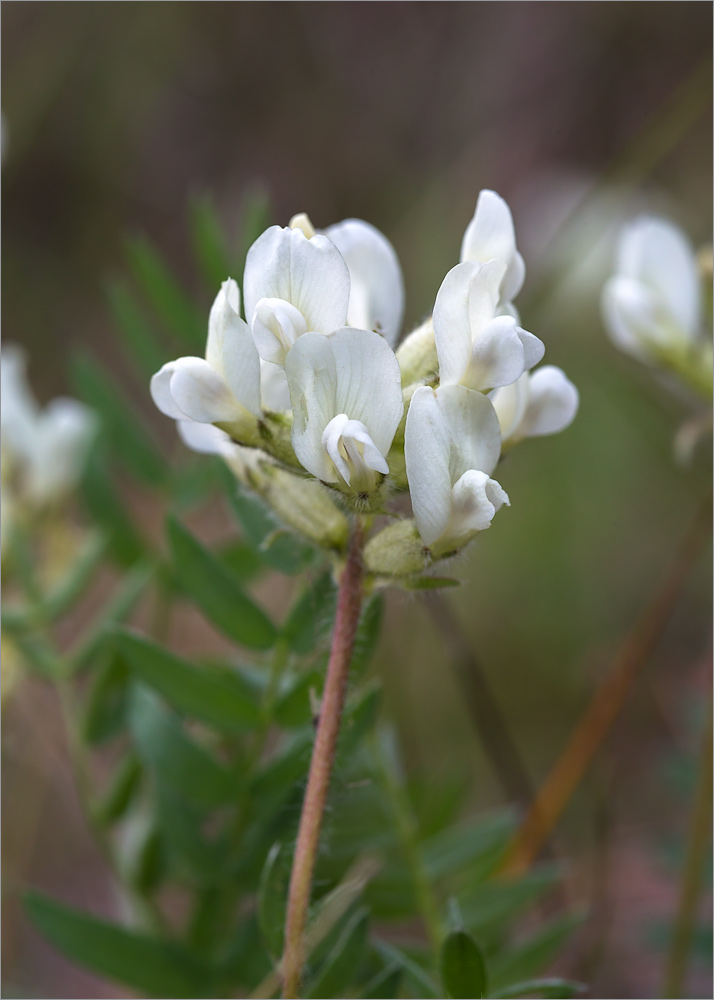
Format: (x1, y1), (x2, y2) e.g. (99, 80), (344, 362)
(661, 694), (713, 999)
(281, 521), (365, 999)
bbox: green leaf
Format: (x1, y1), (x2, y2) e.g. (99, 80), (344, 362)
(70, 352), (167, 487)
(223, 471), (314, 575)
(156, 784), (229, 883)
(493, 978), (586, 999)
(105, 275), (168, 379)
(489, 914), (584, 996)
(374, 941), (439, 999)
(116, 629), (261, 733)
(80, 446), (145, 567)
(125, 234), (203, 348)
(129, 826), (167, 893)
(440, 930), (488, 999)
(337, 686), (381, 762)
(273, 668), (321, 728)
(37, 532), (107, 623)
(25, 892), (207, 998)
(282, 571), (336, 654)
(351, 595), (384, 674)
(305, 907), (369, 999)
(93, 753), (143, 825)
(81, 648), (130, 744)
(167, 515), (276, 650)
(129, 685), (235, 808)
(189, 193), (232, 290)
(422, 811), (516, 883)
(71, 562), (155, 673)
(360, 963), (402, 999)
(251, 730), (313, 803)
(460, 868), (562, 932)
(404, 576), (461, 590)
(258, 842), (289, 959)
(218, 539), (265, 583)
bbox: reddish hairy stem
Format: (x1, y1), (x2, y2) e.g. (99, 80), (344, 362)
(281, 522), (365, 999)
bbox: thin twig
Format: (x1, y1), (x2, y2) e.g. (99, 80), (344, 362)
(500, 493), (712, 876)
(281, 520), (365, 998)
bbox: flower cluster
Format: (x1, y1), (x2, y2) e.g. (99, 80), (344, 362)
(1, 345), (96, 550)
(151, 191), (578, 582)
(602, 215), (713, 399)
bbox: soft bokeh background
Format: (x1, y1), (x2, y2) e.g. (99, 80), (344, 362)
(2, 3), (712, 998)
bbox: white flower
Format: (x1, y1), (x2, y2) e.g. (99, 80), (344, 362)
(404, 384), (509, 552)
(490, 366), (579, 445)
(602, 215), (702, 360)
(244, 225), (350, 366)
(150, 279), (261, 438)
(433, 258), (544, 392)
(324, 219), (405, 346)
(461, 189), (525, 315)
(285, 327), (403, 494)
(1, 344), (96, 505)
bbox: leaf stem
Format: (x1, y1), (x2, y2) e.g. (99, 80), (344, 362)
(660, 692), (713, 999)
(280, 520), (365, 999)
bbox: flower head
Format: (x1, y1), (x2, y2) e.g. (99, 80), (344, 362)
(1, 344), (96, 507)
(433, 258), (544, 392)
(286, 327), (403, 495)
(404, 384), (508, 553)
(461, 189), (526, 315)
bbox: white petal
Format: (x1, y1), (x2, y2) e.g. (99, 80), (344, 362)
(176, 420), (233, 455)
(28, 398), (96, 501)
(251, 297), (307, 365)
(463, 316), (529, 391)
(260, 359), (292, 411)
(460, 189), (525, 302)
(164, 357), (244, 424)
(1, 344), (40, 455)
(323, 328), (403, 457)
(519, 366), (579, 438)
(206, 280), (262, 415)
(601, 275), (658, 358)
(489, 373), (530, 442)
(404, 386), (452, 546)
(243, 225), (350, 335)
(286, 328), (403, 483)
(325, 219), (405, 346)
(517, 328), (545, 370)
(435, 384), (502, 480)
(433, 260), (505, 387)
(150, 362), (186, 420)
(444, 470), (509, 546)
(617, 216), (701, 338)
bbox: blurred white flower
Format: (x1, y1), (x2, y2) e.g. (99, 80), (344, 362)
(324, 218), (405, 346)
(490, 366), (579, 446)
(150, 278), (262, 438)
(1, 344), (96, 507)
(404, 384), (508, 552)
(602, 216), (703, 360)
(433, 258), (544, 392)
(286, 327), (403, 494)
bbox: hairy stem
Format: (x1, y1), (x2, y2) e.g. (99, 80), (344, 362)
(661, 693), (713, 999)
(281, 521), (365, 999)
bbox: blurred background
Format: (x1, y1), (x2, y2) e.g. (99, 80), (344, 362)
(2, 3), (712, 998)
